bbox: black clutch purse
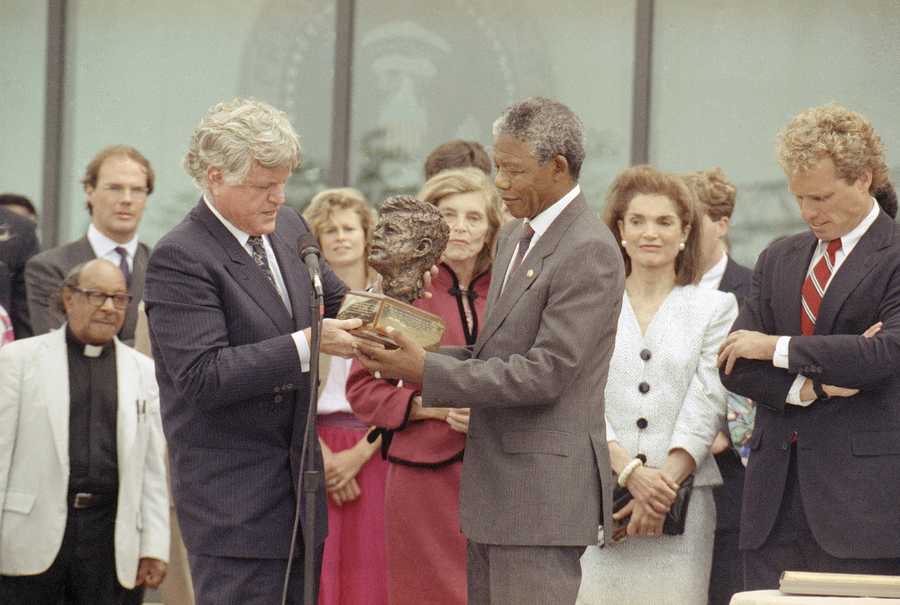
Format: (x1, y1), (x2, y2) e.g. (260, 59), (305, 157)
(612, 474), (694, 536)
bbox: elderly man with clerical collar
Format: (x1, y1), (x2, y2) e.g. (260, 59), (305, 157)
(0, 258), (169, 605)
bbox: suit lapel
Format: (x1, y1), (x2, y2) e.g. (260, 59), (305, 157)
(778, 235), (816, 336)
(115, 339), (139, 470)
(270, 228), (312, 331)
(192, 200), (294, 333)
(475, 196), (587, 356)
(44, 330), (70, 470)
(816, 211), (892, 334)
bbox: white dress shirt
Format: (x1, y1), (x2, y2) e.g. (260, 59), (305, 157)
(317, 357), (353, 415)
(501, 184), (581, 291)
(776, 198), (879, 405)
(87, 223), (138, 271)
(203, 196), (312, 372)
(698, 253), (728, 291)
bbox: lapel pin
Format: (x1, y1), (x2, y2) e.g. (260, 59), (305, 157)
(526, 269), (534, 278)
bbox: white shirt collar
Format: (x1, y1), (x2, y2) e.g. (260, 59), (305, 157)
(698, 252), (728, 290)
(829, 197), (879, 255)
(525, 184), (581, 238)
(87, 223), (138, 259)
(204, 194), (253, 248)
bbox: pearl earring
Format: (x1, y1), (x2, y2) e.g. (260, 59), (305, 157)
(678, 241), (686, 250)
(621, 240), (627, 247)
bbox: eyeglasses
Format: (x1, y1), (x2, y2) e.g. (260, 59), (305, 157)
(70, 287), (132, 309)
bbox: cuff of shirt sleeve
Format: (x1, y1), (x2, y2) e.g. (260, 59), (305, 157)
(786, 374), (815, 407)
(291, 330), (311, 373)
(773, 336), (791, 368)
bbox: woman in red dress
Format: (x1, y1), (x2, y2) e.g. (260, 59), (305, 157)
(347, 168), (505, 604)
(304, 189), (389, 605)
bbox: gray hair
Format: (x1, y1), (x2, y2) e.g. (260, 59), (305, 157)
(492, 96), (585, 179)
(183, 97), (302, 191)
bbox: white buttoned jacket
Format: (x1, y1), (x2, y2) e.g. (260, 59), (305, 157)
(0, 328), (169, 587)
(605, 286), (738, 487)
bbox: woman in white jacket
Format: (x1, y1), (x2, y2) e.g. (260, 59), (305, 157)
(579, 166), (738, 605)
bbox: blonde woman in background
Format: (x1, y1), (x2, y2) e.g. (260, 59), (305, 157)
(303, 188), (389, 605)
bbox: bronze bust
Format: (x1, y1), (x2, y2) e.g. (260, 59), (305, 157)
(368, 195), (450, 303)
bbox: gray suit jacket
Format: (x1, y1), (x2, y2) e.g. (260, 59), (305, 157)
(422, 194), (625, 547)
(25, 235), (148, 345)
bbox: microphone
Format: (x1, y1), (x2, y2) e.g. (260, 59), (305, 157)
(297, 233), (323, 297)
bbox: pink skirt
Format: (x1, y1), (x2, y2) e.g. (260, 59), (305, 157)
(317, 413), (389, 605)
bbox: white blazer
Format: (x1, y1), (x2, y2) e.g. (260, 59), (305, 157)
(0, 328), (169, 588)
(605, 286), (738, 487)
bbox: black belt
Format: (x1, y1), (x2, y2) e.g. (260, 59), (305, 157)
(70, 492), (113, 510)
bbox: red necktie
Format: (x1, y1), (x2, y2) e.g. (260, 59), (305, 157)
(800, 239), (842, 335)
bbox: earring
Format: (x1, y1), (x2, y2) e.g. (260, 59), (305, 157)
(678, 241), (686, 250)
(621, 240), (627, 248)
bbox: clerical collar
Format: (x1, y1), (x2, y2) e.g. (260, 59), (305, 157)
(65, 325), (113, 358)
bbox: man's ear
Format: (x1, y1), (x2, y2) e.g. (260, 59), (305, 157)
(207, 166), (224, 189)
(414, 237), (433, 258)
(552, 154), (569, 180)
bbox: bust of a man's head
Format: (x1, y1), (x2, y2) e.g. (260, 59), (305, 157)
(368, 195), (449, 303)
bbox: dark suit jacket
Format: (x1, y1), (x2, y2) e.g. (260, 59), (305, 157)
(0, 207), (40, 338)
(721, 209), (900, 558)
(144, 200), (345, 558)
(422, 194), (625, 547)
(25, 235), (148, 345)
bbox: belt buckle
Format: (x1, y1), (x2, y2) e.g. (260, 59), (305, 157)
(73, 493), (93, 509)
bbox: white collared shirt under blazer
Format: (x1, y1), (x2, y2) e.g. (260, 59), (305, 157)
(0, 328), (169, 588)
(604, 285), (738, 487)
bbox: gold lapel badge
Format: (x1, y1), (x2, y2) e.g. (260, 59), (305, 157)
(526, 269), (535, 278)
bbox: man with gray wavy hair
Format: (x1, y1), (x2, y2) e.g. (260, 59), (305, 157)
(354, 96), (624, 604)
(144, 98), (361, 604)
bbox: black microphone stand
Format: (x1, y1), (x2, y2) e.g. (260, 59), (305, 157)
(281, 278), (324, 605)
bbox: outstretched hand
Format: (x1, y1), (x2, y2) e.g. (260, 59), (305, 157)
(354, 326), (426, 384)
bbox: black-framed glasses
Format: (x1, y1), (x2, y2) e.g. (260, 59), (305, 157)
(70, 287), (132, 309)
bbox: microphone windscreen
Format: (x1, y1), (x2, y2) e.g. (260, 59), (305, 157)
(297, 233), (321, 257)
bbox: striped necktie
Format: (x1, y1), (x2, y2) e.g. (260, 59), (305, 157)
(800, 239), (842, 336)
(508, 224), (535, 277)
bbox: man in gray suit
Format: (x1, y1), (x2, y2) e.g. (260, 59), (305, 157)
(25, 145), (153, 345)
(356, 97), (625, 604)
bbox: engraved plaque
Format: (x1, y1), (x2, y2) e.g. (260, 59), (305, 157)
(338, 290), (445, 352)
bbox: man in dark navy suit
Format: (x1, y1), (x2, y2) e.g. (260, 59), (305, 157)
(719, 103), (900, 590)
(144, 98), (361, 605)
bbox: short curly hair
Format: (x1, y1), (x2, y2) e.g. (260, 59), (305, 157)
(777, 103), (891, 195)
(183, 97), (301, 192)
(682, 167), (737, 221)
(492, 97), (585, 179)
(602, 165), (702, 286)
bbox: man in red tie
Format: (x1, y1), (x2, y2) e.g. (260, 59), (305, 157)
(717, 104), (900, 589)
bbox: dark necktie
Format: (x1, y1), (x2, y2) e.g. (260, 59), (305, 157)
(800, 239), (842, 335)
(247, 235), (278, 290)
(508, 224), (536, 277)
(114, 246), (131, 288)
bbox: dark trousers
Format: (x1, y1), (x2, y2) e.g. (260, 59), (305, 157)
(708, 449), (745, 605)
(744, 447), (900, 590)
(467, 540), (584, 605)
(0, 501), (128, 605)
(188, 544), (324, 605)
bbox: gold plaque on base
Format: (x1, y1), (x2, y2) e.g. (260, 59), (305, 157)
(337, 290), (445, 352)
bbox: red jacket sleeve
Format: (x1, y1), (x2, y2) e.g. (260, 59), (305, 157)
(346, 358), (418, 429)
